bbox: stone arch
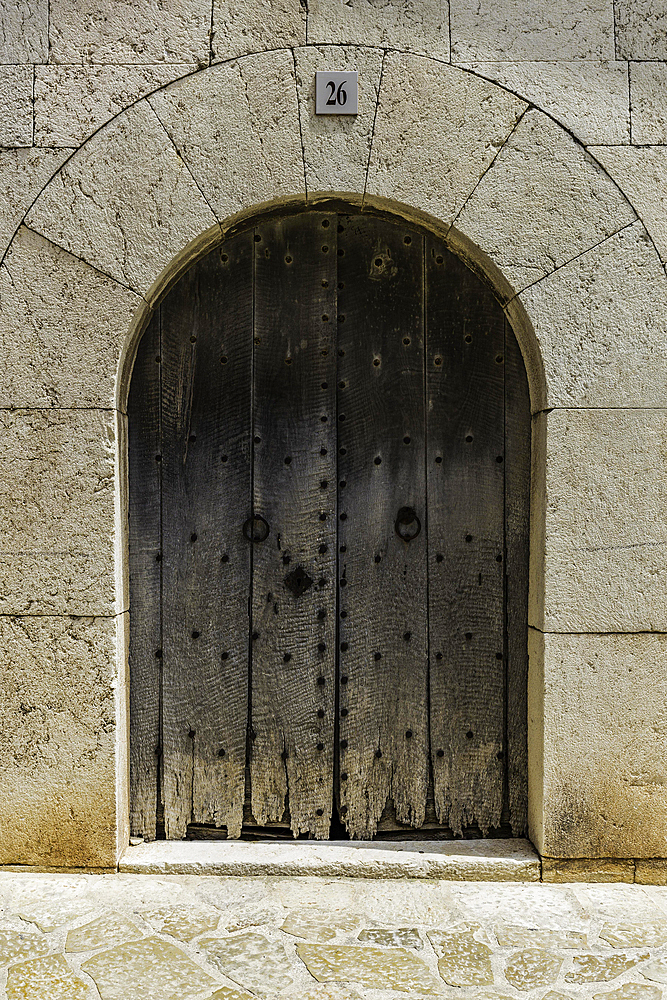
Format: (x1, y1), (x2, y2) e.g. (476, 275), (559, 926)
(4, 48), (667, 866)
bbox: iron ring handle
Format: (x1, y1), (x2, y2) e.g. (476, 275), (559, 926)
(395, 506), (421, 542)
(243, 515), (270, 542)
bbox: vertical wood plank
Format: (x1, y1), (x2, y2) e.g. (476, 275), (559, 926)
(426, 241), (506, 836)
(504, 320), (531, 835)
(128, 311), (161, 839)
(161, 236), (253, 840)
(250, 213), (338, 839)
(337, 215), (429, 839)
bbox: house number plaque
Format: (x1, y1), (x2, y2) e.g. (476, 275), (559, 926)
(315, 71), (358, 115)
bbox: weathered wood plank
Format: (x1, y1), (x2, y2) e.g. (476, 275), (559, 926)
(160, 237), (253, 839)
(504, 320), (531, 835)
(128, 311), (162, 840)
(250, 213), (338, 839)
(426, 241), (506, 836)
(337, 215), (429, 839)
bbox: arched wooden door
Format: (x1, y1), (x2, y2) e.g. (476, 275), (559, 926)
(129, 210), (530, 842)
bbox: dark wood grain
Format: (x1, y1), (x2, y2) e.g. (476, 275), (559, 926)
(250, 213), (338, 839)
(504, 319), (531, 835)
(160, 237), (253, 839)
(426, 240), (506, 836)
(128, 311), (162, 840)
(336, 215), (429, 839)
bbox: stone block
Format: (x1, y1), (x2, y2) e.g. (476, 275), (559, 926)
(26, 99), (218, 300)
(592, 146), (667, 270)
(0, 67), (33, 146)
(0, 614), (125, 868)
(148, 53), (304, 226)
(0, 227), (142, 409)
(517, 221), (667, 408)
(616, 1), (667, 59)
(366, 54), (526, 224)
(531, 631), (667, 859)
(0, 0), (47, 62)
(0, 148), (72, 261)
(0, 408), (120, 616)
(542, 859), (635, 883)
(629, 63), (667, 145)
(294, 45), (383, 196)
(211, 0), (305, 61)
(533, 408), (667, 633)
(450, 0), (615, 61)
(456, 109), (635, 292)
(34, 64), (193, 148)
(307, 0), (449, 58)
(636, 861), (667, 886)
(463, 61), (629, 146)
(49, 0), (211, 64)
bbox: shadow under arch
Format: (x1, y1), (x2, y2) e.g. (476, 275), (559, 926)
(120, 194), (547, 844)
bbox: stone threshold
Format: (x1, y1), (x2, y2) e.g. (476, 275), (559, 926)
(119, 837), (540, 881)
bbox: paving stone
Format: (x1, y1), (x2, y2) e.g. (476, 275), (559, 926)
(16, 898), (97, 933)
(358, 928), (423, 950)
(495, 925), (587, 949)
(6, 954), (90, 1000)
(200, 932), (295, 993)
(297, 942), (442, 993)
(0, 928), (50, 963)
(566, 953), (649, 984)
(504, 947), (564, 990)
(278, 989), (363, 1000)
(640, 957), (667, 985)
(427, 925), (494, 986)
(594, 986), (662, 1000)
(600, 923), (667, 949)
(281, 913), (337, 941)
(66, 912), (144, 953)
(82, 936), (218, 999)
(142, 905), (221, 942)
(209, 988), (256, 1000)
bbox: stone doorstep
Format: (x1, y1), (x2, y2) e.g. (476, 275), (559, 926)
(118, 838), (540, 881)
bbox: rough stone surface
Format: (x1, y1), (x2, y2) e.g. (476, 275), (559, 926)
(463, 61), (629, 145)
(34, 64), (194, 147)
(308, 0), (449, 58)
(0, 408), (119, 615)
(450, 0), (615, 61)
(141, 904), (221, 942)
(517, 221), (667, 408)
(504, 947), (564, 989)
(200, 932), (295, 992)
(566, 953), (648, 983)
(48, 0), (212, 64)
(637, 862), (667, 887)
(367, 54), (526, 223)
(629, 62), (667, 145)
(0, 226), (142, 409)
(211, 0), (305, 60)
(0, 147), (72, 260)
(26, 99), (218, 298)
(542, 859), (636, 884)
(0, 66), (34, 146)
(615, 2), (667, 59)
(597, 988), (662, 1000)
(641, 957), (667, 984)
(0, 927), (50, 963)
(82, 935), (219, 998)
(149, 53), (304, 225)
(600, 923), (667, 948)
(0, 0), (47, 61)
(534, 631), (667, 860)
(357, 927), (422, 950)
(294, 45), (383, 195)
(427, 924), (494, 986)
(456, 109), (635, 291)
(6, 954), (90, 999)
(592, 146), (667, 269)
(65, 911), (143, 952)
(495, 926), (587, 948)
(536, 409), (667, 632)
(297, 942), (442, 992)
(0, 615), (124, 869)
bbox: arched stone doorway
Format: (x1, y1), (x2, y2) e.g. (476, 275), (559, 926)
(128, 206), (531, 843)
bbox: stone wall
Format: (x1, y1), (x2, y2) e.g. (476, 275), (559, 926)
(1, 0), (666, 868)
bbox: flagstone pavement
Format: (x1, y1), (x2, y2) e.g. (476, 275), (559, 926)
(2, 871), (667, 1000)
